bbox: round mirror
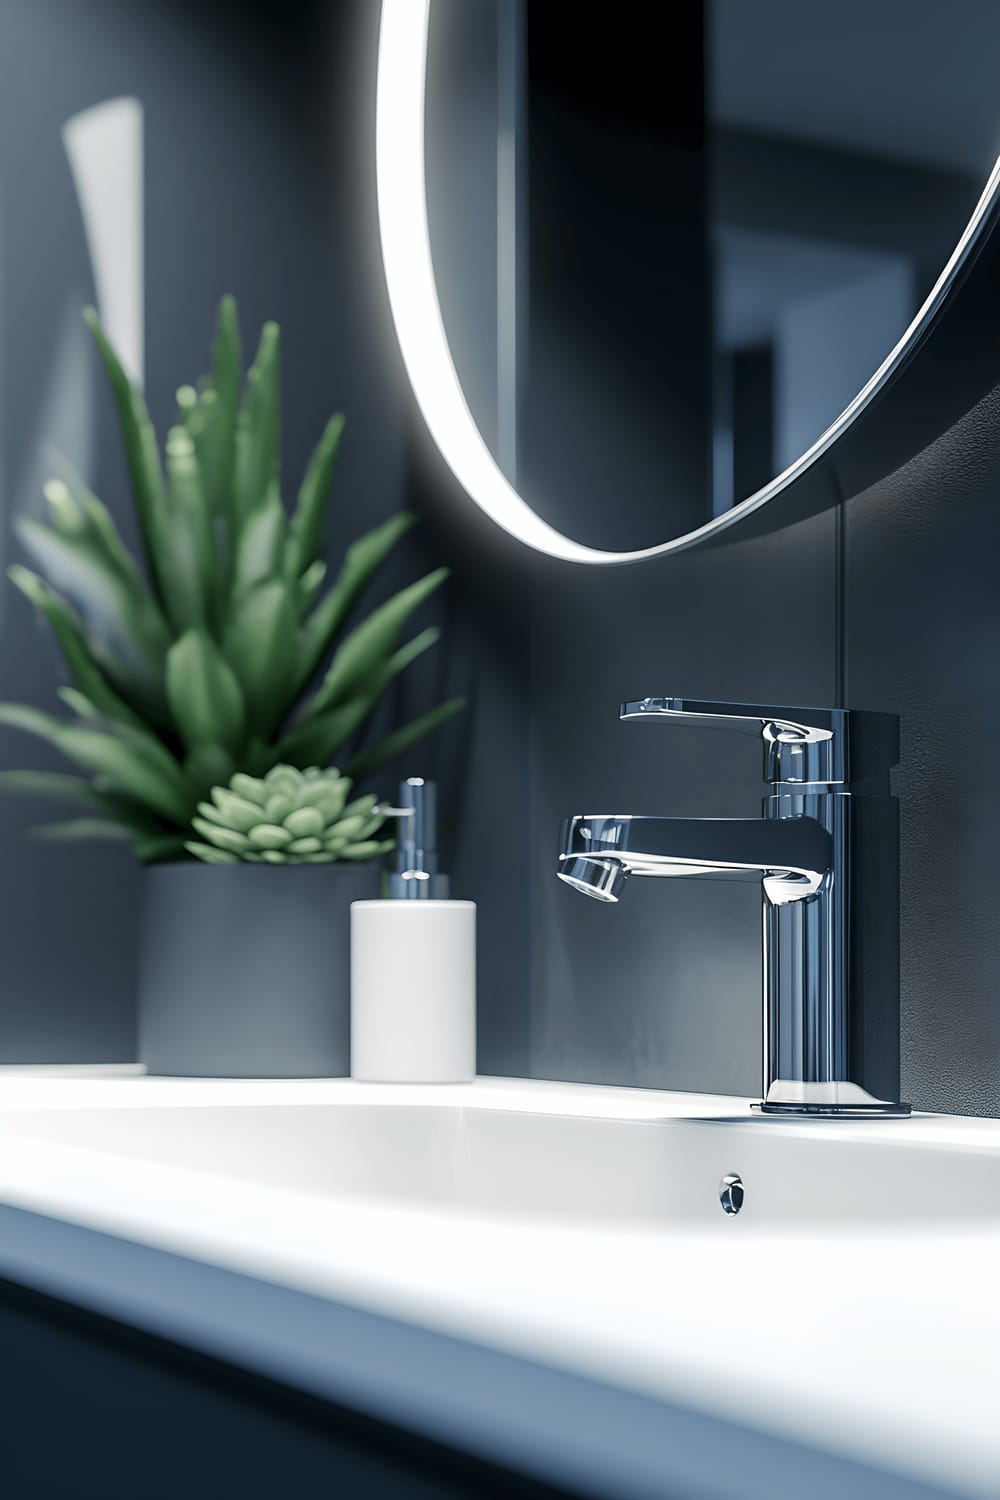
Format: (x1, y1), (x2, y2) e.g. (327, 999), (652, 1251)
(377, 0), (1000, 562)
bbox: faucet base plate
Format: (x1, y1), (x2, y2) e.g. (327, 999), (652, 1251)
(754, 1100), (912, 1117)
(755, 1078), (911, 1117)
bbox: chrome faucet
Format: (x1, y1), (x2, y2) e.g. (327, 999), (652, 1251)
(557, 697), (908, 1117)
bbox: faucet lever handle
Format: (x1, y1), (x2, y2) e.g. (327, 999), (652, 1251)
(619, 697), (848, 785)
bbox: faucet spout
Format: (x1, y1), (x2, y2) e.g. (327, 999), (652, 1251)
(558, 814), (832, 904)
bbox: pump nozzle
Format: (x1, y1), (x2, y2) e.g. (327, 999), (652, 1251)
(378, 777), (450, 899)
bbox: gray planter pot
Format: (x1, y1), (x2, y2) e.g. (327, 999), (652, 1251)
(139, 861), (379, 1077)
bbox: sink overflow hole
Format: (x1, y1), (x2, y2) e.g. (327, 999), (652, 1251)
(719, 1173), (744, 1215)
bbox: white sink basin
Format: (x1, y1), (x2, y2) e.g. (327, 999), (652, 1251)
(0, 1071), (999, 1500)
(1, 1092), (998, 1227)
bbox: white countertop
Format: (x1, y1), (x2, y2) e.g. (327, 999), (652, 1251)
(0, 1068), (997, 1500)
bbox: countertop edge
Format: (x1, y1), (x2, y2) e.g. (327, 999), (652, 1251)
(0, 1201), (957, 1500)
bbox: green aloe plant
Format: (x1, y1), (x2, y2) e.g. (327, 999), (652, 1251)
(189, 764), (394, 865)
(0, 297), (465, 862)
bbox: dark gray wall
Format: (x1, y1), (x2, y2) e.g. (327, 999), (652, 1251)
(1, 0), (998, 1121)
(844, 391), (1000, 1115)
(422, 0), (533, 1075)
(528, 511), (838, 1097)
(524, 428), (1000, 1117)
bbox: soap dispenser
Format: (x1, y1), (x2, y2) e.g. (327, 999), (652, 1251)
(350, 778), (476, 1082)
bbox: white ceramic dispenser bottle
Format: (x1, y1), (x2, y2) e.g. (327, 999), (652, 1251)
(350, 778), (476, 1082)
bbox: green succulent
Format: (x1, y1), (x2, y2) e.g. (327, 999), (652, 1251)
(0, 296), (465, 863)
(188, 763), (393, 865)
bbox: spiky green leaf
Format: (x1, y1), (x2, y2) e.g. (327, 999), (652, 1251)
(285, 413), (345, 578)
(0, 769), (102, 804)
(183, 295), (241, 523)
(223, 578), (297, 735)
(0, 704), (192, 824)
(212, 295), (242, 428)
(232, 321), (280, 528)
(166, 629), (245, 755)
(7, 566), (146, 730)
(296, 559), (326, 619)
(183, 743), (236, 803)
(338, 794), (379, 821)
(57, 687), (103, 720)
(0, 770), (177, 850)
(83, 306), (168, 603)
(294, 511), (417, 692)
(229, 495), (287, 607)
(14, 523), (170, 711)
(345, 696), (467, 781)
(44, 470), (154, 608)
(276, 693), (374, 770)
(158, 425), (216, 631)
(308, 568), (448, 717)
(288, 625), (441, 765)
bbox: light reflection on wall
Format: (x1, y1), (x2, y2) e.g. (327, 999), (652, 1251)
(5, 98), (144, 630)
(62, 97), (144, 388)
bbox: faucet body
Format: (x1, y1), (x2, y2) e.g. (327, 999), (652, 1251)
(558, 697), (906, 1117)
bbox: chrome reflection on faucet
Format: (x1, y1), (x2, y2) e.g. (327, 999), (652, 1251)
(557, 697), (909, 1117)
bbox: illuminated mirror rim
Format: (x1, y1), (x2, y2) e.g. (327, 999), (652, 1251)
(376, 0), (1000, 565)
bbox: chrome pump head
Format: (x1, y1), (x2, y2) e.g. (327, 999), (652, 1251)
(381, 777), (450, 899)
